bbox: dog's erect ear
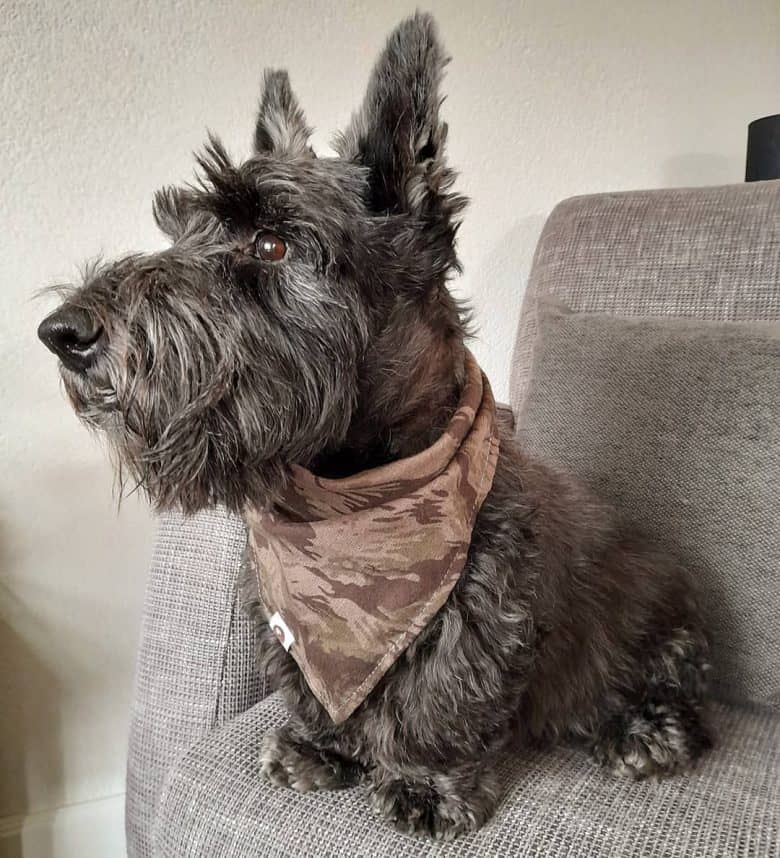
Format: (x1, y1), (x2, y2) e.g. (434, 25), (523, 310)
(254, 70), (313, 157)
(335, 13), (462, 217)
(153, 186), (196, 241)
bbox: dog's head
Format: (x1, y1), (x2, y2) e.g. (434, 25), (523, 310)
(38, 14), (466, 512)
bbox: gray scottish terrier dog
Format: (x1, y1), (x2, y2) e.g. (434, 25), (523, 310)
(39, 13), (711, 840)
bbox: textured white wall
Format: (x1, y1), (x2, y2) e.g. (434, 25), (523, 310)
(1, 0), (778, 849)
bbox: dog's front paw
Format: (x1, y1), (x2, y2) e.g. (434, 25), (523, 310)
(369, 768), (498, 840)
(260, 725), (364, 792)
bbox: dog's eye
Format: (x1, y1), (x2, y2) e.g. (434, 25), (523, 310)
(255, 232), (287, 262)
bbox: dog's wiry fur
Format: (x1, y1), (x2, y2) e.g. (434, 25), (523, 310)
(42, 14), (711, 840)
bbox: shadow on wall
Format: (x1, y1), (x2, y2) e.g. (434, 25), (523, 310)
(496, 213), (553, 411)
(466, 213), (549, 398)
(662, 153), (743, 187)
(0, 520), (62, 857)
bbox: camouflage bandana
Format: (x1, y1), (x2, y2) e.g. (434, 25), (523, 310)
(244, 351), (500, 723)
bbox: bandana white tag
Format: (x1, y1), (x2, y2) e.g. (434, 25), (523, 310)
(269, 611), (295, 651)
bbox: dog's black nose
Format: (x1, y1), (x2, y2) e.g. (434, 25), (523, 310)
(38, 306), (104, 371)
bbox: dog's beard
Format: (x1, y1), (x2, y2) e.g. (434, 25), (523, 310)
(61, 296), (365, 513)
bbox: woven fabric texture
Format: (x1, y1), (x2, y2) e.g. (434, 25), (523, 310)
(125, 508), (262, 858)
(516, 303), (780, 706)
(155, 693), (780, 858)
(511, 180), (780, 411)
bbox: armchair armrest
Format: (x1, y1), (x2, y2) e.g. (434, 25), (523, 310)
(126, 507), (264, 858)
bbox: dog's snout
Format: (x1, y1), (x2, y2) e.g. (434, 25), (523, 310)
(37, 306), (104, 372)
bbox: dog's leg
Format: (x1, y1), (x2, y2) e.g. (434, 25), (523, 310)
(368, 760), (501, 840)
(590, 628), (712, 779)
(260, 721), (364, 792)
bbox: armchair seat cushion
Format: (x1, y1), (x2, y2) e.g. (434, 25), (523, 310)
(155, 694), (779, 858)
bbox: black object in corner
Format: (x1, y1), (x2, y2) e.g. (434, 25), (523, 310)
(746, 114), (780, 181)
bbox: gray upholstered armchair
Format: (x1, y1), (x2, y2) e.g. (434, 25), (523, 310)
(126, 181), (780, 857)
